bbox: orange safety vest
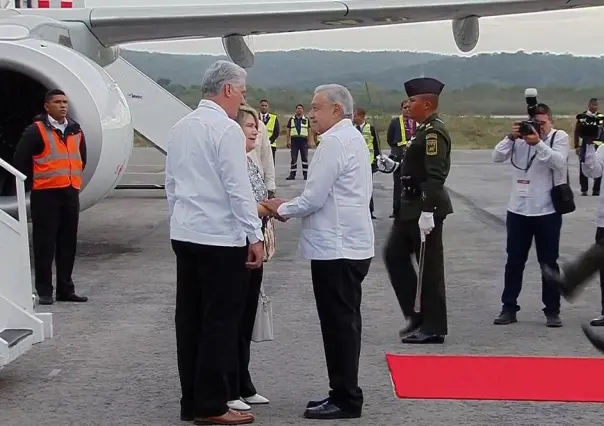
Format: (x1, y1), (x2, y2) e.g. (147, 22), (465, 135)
(32, 121), (83, 190)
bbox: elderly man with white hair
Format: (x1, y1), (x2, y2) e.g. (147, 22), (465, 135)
(263, 84), (375, 420)
(165, 60), (263, 426)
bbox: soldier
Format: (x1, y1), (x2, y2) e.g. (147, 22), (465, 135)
(378, 77), (453, 344)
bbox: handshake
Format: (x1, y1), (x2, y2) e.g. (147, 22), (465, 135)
(261, 198), (290, 222)
(376, 154), (400, 174)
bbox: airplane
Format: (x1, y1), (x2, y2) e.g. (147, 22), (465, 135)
(0, 0), (602, 218)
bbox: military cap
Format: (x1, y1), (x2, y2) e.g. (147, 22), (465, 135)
(404, 77), (445, 97)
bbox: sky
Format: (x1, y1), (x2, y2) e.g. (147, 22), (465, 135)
(75, 1), (604, 56)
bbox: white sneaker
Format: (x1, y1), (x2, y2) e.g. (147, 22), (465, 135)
(227, 400), (251, 411)
(243, 394), (269, 404)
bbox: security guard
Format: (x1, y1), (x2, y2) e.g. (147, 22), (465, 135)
(574, 98), (603, 196)
(259, 99), (280, 162)
(380, 77), (453, 344)
(13, 89), (88, 305)
(386, 100), (416, 218)
(286, 104), (310, 180)
(353, 107), (380, 219)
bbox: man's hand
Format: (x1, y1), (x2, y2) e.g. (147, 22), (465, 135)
(376, 154), (398, 173)
(286, 140), (291, 149)
(524, 127), (540, 145)
(267, 190), (275, 199)
(418, 212), (435, 238)
(509, 123), (521, 140)
(261, 198), (287, 214)
(576, 147), (581, 156)
(246, 241), (265, 269)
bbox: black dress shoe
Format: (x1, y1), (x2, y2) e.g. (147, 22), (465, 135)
(402, 331), (445, 344)
(306, 397), (329, 408)
(582, 324), (604, 354)
(303, 402), (361, 420)
(398, 316), (422, 338)
(590, 315), (604, 326)
(180, 413), (194, 422)
(493, 310), (517, 325)
(56, 293), (88, 302)
(38, 296), (54, 305)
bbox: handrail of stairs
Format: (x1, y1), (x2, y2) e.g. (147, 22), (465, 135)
(0, 157), (32, 308)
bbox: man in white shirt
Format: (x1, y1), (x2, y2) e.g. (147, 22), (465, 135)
(262, 84), (374, 420)
(544, 142), (604, 325)
(492, 103), (569, 328)
(164, 60), (263, 426)
(248, 119), (276, 198)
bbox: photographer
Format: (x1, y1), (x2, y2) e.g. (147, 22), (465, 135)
(492, 103), (569, 328)
(573, 98), (603, 196)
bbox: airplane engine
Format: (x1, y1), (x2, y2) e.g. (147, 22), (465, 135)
(0, 36), (133, 217)
(451, 16), (479, 53)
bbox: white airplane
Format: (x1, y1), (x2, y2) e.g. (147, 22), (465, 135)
(0, 0), (602, 217)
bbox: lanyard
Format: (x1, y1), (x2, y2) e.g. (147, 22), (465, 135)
(511, 141), (537, 173)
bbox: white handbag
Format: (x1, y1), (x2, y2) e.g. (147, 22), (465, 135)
(251, 284), (274, 343)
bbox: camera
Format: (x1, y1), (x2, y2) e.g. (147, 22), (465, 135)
(576, 112), (604, 142)
(517, 88), (540, 136)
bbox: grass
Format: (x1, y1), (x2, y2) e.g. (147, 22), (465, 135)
(133, 115), (577, 150)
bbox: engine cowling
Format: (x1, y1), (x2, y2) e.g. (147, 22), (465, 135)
(0, 36), (133, 217)
(452, 16), (479, 53)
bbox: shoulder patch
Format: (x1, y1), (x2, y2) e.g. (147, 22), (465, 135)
(426, 133), (438, 156)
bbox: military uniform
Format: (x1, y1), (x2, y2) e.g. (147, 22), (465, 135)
(383, 77), (453, 344)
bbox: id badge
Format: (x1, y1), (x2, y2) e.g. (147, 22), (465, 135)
(516, 179), (530, 197)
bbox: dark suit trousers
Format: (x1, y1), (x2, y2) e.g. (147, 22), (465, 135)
(501, 211), (562, 315)
(171, 240), (248, 418)
(384, 217), (448, 335)
(228, 266), (263, 400)
(31, 187), (79, 297)
(392, 167), (402, 214)
(311, 258), (372, 414)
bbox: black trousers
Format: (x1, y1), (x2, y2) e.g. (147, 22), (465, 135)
(392, 167), (402, 214)
(384, 217), (448, 335)
(289, 138), (308, 177)
(596, 228), (604, 315)
(228, 266), (263, 400)
(311, 258), (371, 414)
(31, 187), (79, 297)
(271, 146), (276, 163)
(501, 211), (562, 315)
(171, 240), (248, 418)
(580, 163), (602, 193)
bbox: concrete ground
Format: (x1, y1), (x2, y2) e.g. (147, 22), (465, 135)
(1, 147), (604, 426)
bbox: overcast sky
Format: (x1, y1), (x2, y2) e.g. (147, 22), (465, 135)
(83, 0), (604, 56)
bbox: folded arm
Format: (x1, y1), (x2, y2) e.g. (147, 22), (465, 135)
(534, 131), (568, 171)
(492, 137), (514, 163)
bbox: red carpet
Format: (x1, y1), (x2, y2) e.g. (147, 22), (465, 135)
(386, 354), (604, 403)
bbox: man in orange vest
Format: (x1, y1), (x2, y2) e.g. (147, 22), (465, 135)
(13, 89), (88, 305)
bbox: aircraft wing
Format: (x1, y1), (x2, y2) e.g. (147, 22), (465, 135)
(16, 0), (604, 46)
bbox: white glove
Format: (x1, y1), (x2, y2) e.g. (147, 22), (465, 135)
(376, 154), (398, 173)
(418, 212), (434, 239)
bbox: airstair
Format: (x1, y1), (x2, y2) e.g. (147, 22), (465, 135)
(0, 157), (52, 370)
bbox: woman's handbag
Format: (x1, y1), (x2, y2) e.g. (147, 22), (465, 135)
(263, 217), (276, 261)
(548, 131), (576, 215)
(251, 283), (274, 343)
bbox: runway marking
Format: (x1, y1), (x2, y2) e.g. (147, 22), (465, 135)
(48, 369), (61, 377)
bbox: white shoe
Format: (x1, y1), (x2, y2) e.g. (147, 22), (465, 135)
(243, 394), (269, 404)
(227, 400), (251, 411)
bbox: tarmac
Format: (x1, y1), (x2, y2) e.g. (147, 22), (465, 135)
(1, 147), (604, 426)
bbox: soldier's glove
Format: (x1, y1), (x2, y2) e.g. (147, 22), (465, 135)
(418, 212), (435, 238)
(376, 154), (399, 174)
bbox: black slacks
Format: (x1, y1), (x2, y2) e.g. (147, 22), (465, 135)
(228, 266), (263, 400)
(171, 240), (248, 418)
(384, 217), (448, 335)
(289, 138), (308, 177)
(31, 187), (79, 297)
(392, 167), (402, 214)
(311, 258), (372, 414)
